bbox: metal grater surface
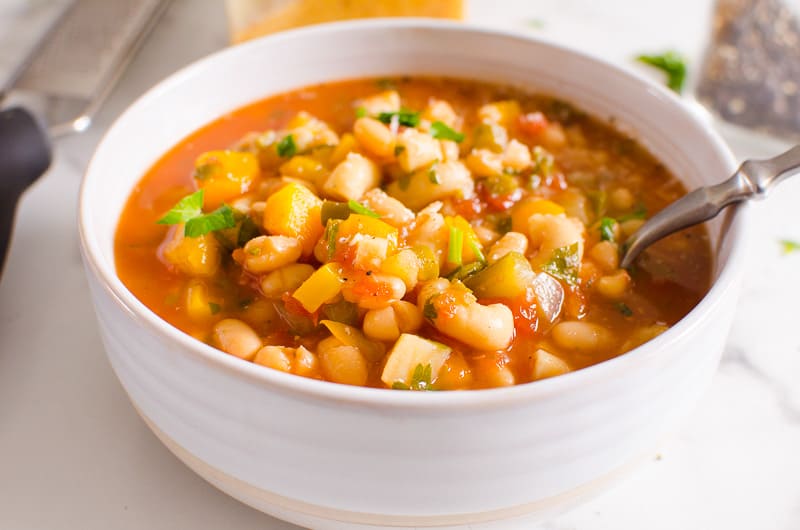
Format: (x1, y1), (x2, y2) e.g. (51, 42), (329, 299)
(14, 0), (166, 100)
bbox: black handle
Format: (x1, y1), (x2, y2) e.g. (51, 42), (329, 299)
(0, 107), (52, 277)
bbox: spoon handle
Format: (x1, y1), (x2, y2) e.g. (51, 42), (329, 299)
(620, 145), (800, 268)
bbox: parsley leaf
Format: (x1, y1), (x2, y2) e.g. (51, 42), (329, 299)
(157, 190), (204, 225)
(531, 146), (554, 178)
(209, 302), (221, 315)
(347, 200), (380, 218)
(392, 364), (435, 391)
(423, 297), (438, 321)
(377, 108), (420, 127)
(355, 106), (368, 118)
(780, 239), (800, 255)
(430, 121), (465, 142)
(543, 242), (581, 285)
(637, 51), (687, 93)
(277, 134), (297, 158)
(615, 302), (633, 317)
(184, 204), (237, 237)
(428, 166), (440, 184)
(237, 216), (261, 247)
(599, 217), (616, 242)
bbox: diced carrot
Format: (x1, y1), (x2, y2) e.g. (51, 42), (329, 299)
(263, 182), (323, 255)
(194, 150), (259, 210)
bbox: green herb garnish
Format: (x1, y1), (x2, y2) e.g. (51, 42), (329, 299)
(599, 217), (616, 242)
(375, 78), (395, 90)
(636, 51), (687, 93)
(156, 190), (204, 225)
(193, 164), (215, 181)
(587, 190), (608, 218)
(377, 108), (420, 127)
(496, 215), (512, 234)
(277, 134), (297, 158)
(430, 121), (465, 142)
(467, 237), (486, 264)
(447, 261), (486, 282)
(780, 239), (800, 254)
(355, 106), (368, 118)
(157, 190), (237, 237)
(615, 302), (633, 317)
(423, 298), (438, 322)
(208, 302), (221, 315)
(448, 226), (464, 265)
(394, 145), (405, 156)
(543, 242), (581, 285)
(347, 199), (380, 218)
(392, 363), (435, 391)
(531, 146), (554, 177)
(184, 204), (237, 237)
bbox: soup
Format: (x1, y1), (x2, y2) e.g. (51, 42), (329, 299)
(115, 77), (712, 390)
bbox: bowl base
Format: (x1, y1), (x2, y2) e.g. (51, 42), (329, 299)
(139, 411), (648, 529)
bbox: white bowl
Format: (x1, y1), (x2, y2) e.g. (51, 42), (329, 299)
(79, 20), (747, 529)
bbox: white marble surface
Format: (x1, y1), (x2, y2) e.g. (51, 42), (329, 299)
(1, 1), (799, 529)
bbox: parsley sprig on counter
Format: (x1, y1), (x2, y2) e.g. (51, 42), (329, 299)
(636, 51), (687, 93)
(156, 189), (237, 237)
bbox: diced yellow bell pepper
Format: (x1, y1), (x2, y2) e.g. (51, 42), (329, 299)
(337, 214), (398, 253)
(320, 320), (385, 362)
(511, 198), (565, 233)
(263, 182), (323, 255)
(194, 150), (259, 210)
(292, 263), (344, 312)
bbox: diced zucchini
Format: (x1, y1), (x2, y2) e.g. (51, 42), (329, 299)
(381, 334), (451, 387)
(464, 251), (534, 299)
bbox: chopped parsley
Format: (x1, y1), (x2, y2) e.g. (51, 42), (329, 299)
(496, 215), (512, 234)
(447, 226), (464, 266)
(157, 190), (204, 225)
(377, 108), (420, 128)
(587, 190), (608, 218)
(430, 121), (465, 142)
(392, 363), (435, 391)
(423, 297), (438, 321)
(157, 190), (237, 237)
(599, 217), (616, 242)
(637, 51), (687, 93)
(543, 242), (581, 285)
(355, 106), (368, 118)
(780, 239), (800, 255)
(208, 302), (221, 315)
(347, 200), (380, 218)
(394, 145), (405, 156)
(277, 134), (297, 158)
(193, 163), (215, 181)
(531, 146), (554, 177)
(615, 302), (633, 317)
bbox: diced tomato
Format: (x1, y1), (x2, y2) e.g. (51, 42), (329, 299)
(451, 196), (485, 220)
(481, 185), (524, 212)
(518, 112), (550, 136)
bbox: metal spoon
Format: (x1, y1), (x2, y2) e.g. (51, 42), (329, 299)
(620, 145), (800, 268)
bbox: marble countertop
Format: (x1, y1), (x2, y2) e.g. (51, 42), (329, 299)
(1, 1), (799, 528)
